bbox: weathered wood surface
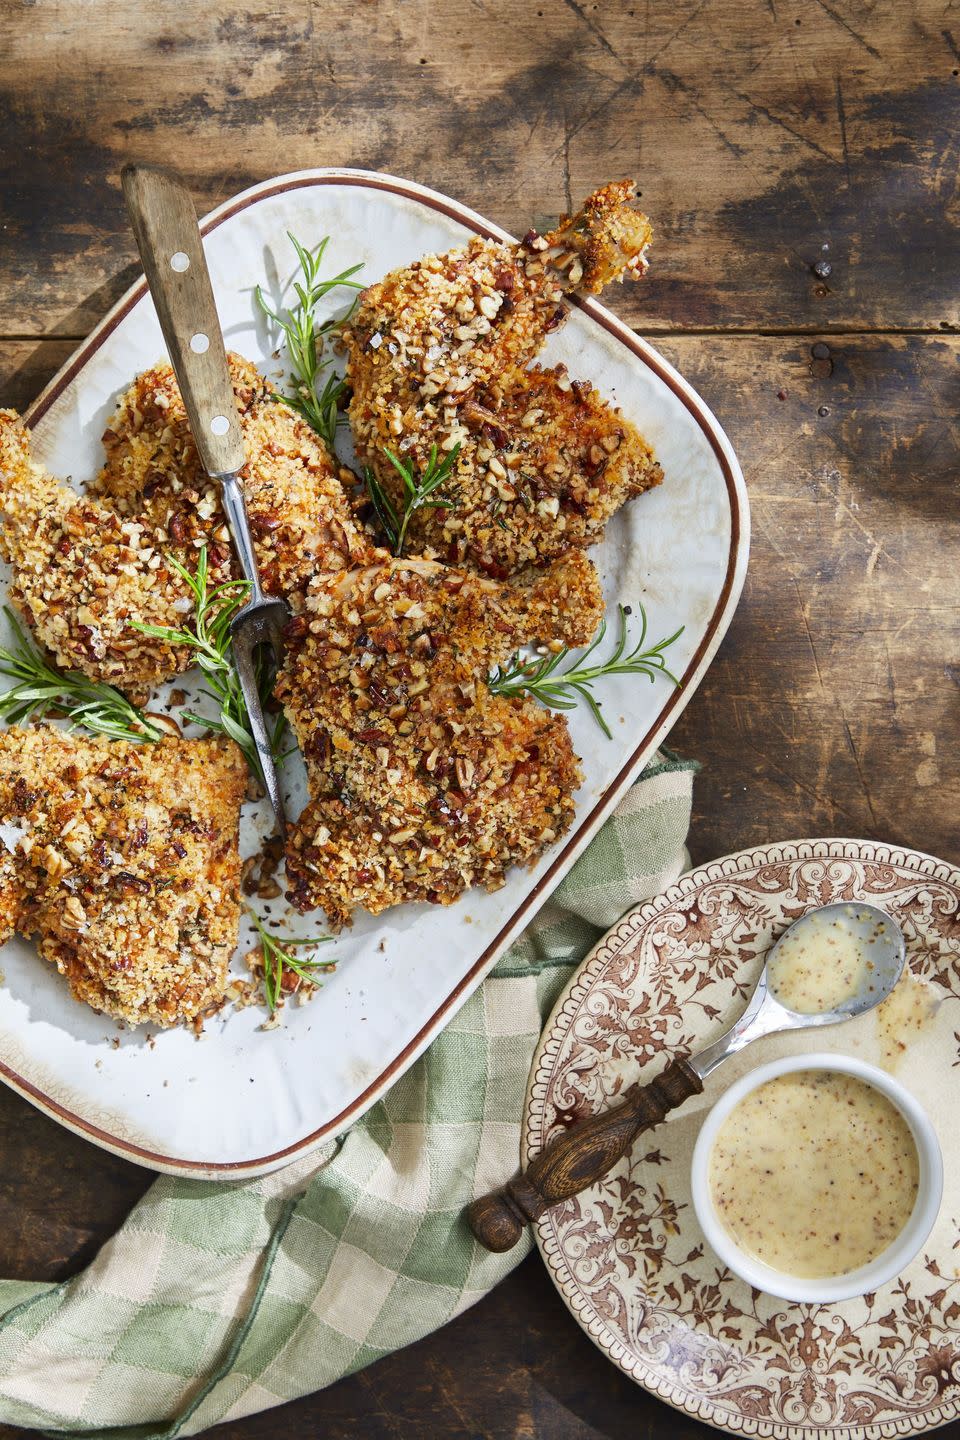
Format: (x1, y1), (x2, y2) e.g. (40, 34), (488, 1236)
(668, 332), (960, 867)
(0, 0), (957, 1435)
(1, 0), (958, 337)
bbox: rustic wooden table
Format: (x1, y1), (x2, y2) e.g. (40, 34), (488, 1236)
(0, 1), (957, 1435)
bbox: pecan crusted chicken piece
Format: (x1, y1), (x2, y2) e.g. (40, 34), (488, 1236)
(0, 729), (247, 1028)
(0, 356), (368, 702)
(0, 408), (203, 703)
(94, 354), (370, 597)
(278, 549), (604, 926)
(345, 181), (661, 576)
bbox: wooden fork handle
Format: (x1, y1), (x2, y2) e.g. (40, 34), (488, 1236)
(122, 163), (245, 478)
(467, 1056), (702, 1253)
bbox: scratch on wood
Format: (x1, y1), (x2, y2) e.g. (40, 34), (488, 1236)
(813, 470), (921, 582)
(840, 713), (880, 827)
(913, 347), (960, 451)
(747, 433), (808, 489)
(888, 615), (918, 646)
(732, 91), (833, 162)
(502, 73), (641, 202)
(811, 0), (882, 60)
(751, 507), (795, 568)
(559, 0), (623, 66)
(784, 29), (825, 122)
(761, 750), (852, 821)
(835, 76), (851, 186)
(425, 1358), (486, 1438)
(357, 1369), (406, 1436)
(644, 0), (710, 75)
(562, 72), (639, 150)
(792, 576), (827, 693)
(656, 68), (747, 162)
(942, 28), (960, 64)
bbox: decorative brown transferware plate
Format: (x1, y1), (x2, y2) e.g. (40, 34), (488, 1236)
(525, 839), (960, 1438)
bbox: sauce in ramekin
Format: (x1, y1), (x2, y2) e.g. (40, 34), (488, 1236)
(708, 1069), (919, 1277)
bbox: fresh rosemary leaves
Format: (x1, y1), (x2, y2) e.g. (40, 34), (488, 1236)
(488, 604), (684, 739)
(363, 442), (461, 557)
(256, 232), (363, 450)
(0, 608), (162, 743)
(247, 909), (334, 1014)
(131, 547), (285, 784)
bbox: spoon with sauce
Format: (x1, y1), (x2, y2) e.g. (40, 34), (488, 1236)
(468, 902), (906, 1252)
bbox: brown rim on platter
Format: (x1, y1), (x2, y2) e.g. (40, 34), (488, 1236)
(12, 169), (748, 1175)
(525, 838), (960, 1439)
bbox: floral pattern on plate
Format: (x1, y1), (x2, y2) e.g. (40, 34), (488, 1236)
(525, 840), (960, 1438)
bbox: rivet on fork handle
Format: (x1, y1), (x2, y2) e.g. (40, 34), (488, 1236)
(467, 1056), (702, 1253)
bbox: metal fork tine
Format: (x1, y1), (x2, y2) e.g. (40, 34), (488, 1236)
(230, 616), (286, 829)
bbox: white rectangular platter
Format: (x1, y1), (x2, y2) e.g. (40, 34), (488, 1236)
(2, 169), (748, 1177)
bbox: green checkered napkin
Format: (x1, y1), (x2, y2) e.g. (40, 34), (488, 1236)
(0, 752), (695, 1438)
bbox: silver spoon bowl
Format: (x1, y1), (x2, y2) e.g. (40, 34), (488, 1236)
(690, 901), (906, 1080)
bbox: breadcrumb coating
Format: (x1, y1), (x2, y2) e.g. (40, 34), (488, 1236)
(0, 408), (196, 702)
(0, 356), (368, 702)
(344, 181), (659, 575)
(94, 353), (370, 596)
(278, 549), (604, 926)
(0, 729), (246, 1028)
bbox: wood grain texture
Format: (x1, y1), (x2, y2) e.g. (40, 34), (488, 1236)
(0, 340), (75, 412)
(1, 1), (958, 336)
(0, 0), (957, 1434)
(666, 333), (960, 867)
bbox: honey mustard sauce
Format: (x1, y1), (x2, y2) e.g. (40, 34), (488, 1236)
(767, 906), (892, 1013)
(877, 972), (942, 1068)
(709, 1070), (919, 1278)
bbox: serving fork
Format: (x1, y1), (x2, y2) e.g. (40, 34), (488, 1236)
(122, 163), (287, 829)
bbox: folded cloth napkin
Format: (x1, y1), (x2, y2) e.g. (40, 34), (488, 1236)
(0, 752), (695, 1438)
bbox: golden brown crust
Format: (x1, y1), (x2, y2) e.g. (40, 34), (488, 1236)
(0, 357), (369, 702)
(0, 408), (195, 701)
(344, 182), (657, 575)
(94, 354), (370, 596)
(279, 550), (604, 925)
(361, 364), (661, 577)
(549, 179), (654, 292)
(0, 728), (247, 1028)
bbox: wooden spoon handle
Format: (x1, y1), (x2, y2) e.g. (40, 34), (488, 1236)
(467, 1055), (702, 1253)
(121, 163), (245, 478)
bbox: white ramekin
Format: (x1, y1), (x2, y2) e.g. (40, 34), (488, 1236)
(690, 1052), (943, 1303)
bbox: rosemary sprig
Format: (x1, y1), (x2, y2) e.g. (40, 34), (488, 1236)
(0, 608), (162, 742)
(488, 604), (684, 739)
(130, 547), (285, 783)
(363, 442), (461, 556)
(256, 232), (364, 450)
(247, 909), (334, 1014)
